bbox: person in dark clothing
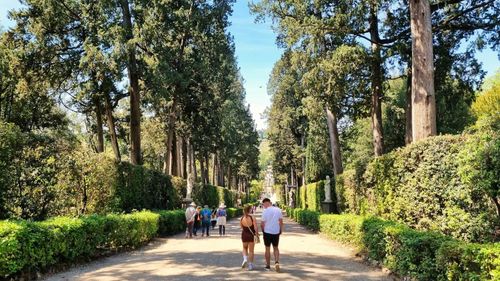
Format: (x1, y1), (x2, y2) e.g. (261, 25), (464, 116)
(240, 205), (259, 271)
(193, 206), (202, 236)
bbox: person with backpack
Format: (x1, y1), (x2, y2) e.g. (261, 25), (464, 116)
(200, 205), (212, 237)
(216, 203), (227, 236)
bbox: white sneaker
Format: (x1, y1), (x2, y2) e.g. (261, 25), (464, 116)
(241, 260), (248, 268)
(247, 263), (254, 271)
(275, 262), (281, 273)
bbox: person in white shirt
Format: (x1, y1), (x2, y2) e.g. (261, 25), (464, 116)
(260, 198), (283, 272)
(185, 202), (197, 238)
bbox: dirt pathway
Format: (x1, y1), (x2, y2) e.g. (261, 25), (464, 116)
(43, 211), (393, 281)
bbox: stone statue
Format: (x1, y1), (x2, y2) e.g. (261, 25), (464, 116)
(324, 175), (332, 203)
(289, 189), (295, 208)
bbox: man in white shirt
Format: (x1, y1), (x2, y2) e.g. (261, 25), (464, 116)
(185, 202), (197, 238)
(261, 198), (283, 272)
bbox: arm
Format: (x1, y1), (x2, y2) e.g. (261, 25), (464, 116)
(279, 218), (283, 234)
(253, 216), (260, 235)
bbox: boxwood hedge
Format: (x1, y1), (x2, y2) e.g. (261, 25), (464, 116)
(0, 209), (187, 279)
(286, 208), (500, 280)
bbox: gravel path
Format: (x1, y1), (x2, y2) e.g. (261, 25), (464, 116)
(43, 211), (393, 281)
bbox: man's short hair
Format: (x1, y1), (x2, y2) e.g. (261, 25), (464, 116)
(262, 198), (271, 204)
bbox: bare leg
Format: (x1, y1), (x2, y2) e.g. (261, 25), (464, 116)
(248, 242), (255, 263)
(265, 246), (271, 266)
(273, 246), (280, 263)
(242, 242), (249, 257)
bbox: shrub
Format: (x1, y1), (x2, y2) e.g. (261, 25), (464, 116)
(54, 146), (182, 217)
(0, 211), (159, 278)
(337, 134), (498, 242)
(156, 210), (185, 236)
(227, 208), (243, 219)
(192, 184), (240, 208)
(288, 210), (500, 280)
(305, 181), (325, 212)
(289, 208), (320, 231)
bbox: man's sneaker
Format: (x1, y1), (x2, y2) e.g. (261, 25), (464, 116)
(241, 260), (248, 269)
(264, 265), (271, 271)
(247, 263), (254, 271)
(275, 262), (281, 273)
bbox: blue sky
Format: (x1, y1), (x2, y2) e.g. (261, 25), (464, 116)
(1, 0), (498, 130)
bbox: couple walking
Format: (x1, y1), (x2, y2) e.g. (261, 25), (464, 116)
(240, 198), (283, 272)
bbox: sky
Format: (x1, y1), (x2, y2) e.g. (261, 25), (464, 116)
(1, 0), (499, 130)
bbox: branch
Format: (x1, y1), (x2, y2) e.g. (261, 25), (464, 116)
(430, 0), (463, 13)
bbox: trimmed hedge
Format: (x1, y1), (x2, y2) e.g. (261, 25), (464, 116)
(227, 207), (243, 219)
(156, 210), (186, 236)
(286, 209), (500, 280)
(192, 183), (242, 208)
(297, 181), (327, 212)
(0, 210), (186, 278)
(336, 133), (499, 242)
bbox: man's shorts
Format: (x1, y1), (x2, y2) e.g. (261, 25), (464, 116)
(263, 232), (280, 247)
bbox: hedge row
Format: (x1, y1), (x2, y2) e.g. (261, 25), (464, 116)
(286, 208), (500, 280)
(227, 207), (243, 219)
(335, 129), (499, 242)
(192, 183), (244, 209)
(0, 210), (185, 278)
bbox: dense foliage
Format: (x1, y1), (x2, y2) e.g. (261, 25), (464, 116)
(286, 209), (500, 281)
(0, 0), (259, 221)
(337, 126), (500, 242)
(0, 211), (161, 278)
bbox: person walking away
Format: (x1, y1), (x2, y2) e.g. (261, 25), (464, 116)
(211, 207), (217, 229)
(240, 205), (259, 271)
(261, 198), (283, 272)
(193, 206), (202, 236)
(217, 203), (227, 236)
(185, 202), (197, 239)
(201, 205), (212, 237)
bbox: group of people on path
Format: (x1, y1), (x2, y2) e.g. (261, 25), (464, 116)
(185, 202), (227, 238)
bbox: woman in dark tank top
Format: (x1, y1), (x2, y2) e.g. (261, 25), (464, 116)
(240, 205), (259, 271)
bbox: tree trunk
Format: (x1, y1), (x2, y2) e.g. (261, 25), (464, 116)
(104, 92), (121, 162)
(325, 106), (343, 175)
(370, 5), (384, 156)
(301, 135), (306, 187)
(171, 133), (178, 176)
(119, 0), (141, 165)
(227, 166), (232, 189)
(405, 68), (413, 145)
(410, 0), (437, 141)
(192, 146), (197, 182)
(186, 138), (194, 199)
(212, 153), (217, 185)
(200, 154), (205, 184)
(94, 96), (104, 153)
(163, 101), (177, 175)
(177, 136), (184, 178)
(204, 153), (210, 185)
(182, 138), (187, 179)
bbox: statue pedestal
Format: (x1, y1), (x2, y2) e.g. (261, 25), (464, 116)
(321, 201), (334, 214)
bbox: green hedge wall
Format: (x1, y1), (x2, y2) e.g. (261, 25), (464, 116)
(156, 210), (186, 236)
(192, 184), (240, 208)
(296, 181), (326, 212)
(336, 133), (499, 242)
(117, 162), (181, 212)
(0, 210), (186, 278)
(227, 207), (243, 219)
(286, 209), (500, 280)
